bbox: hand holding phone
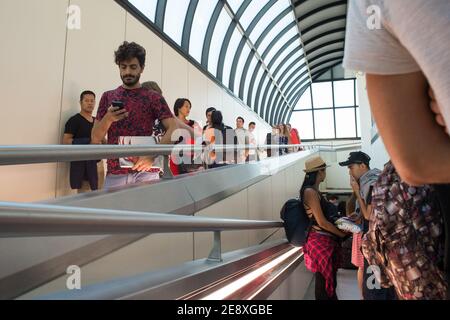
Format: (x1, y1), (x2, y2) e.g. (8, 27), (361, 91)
(107, 100), (128, 123)
(112, 100), (124, 110)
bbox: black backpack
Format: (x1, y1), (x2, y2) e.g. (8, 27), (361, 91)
(280, 199), (311, 247)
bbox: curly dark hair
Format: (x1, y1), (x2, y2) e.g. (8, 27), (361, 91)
(114, 41), (146, 67)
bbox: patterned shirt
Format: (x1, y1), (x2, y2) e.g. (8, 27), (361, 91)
(362, 161), (446, 299)
(96, 86), (173, 175)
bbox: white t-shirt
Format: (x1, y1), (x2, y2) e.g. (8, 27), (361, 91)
(248, 130), (257, 155)
(343, 0), (450, 128)
(235, 128), (249, 161)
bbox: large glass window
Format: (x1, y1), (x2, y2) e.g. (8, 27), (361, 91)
(233, 44), (252, 94)
(335, 108), (356, 138)
(189, 0), (218, 63)
(239, 0), (271, 30)
(314, 109), (335, 139)
(248, 0), (289, 43)
(248, 66), (263, 107)
(290, 111), (314, 140)
(243, 56), (259, 102)
(291, 76), (360, 140)
(257, 15), (293, 54)
(274, 53), (302, 85)
(222, 27), (242, 87)
(312, 82), (332, 108)
(129, 0), (158, 22)
(333, 80), (355, 107)
(227, 0), (244, 14)
(268, 41), (299, 74)
(207, 9), (232, 76)
(263, 28), (297, 63)
(121, 0), (307, 119)
(163, 0), (191, 46)
(294, 88), (311, 110)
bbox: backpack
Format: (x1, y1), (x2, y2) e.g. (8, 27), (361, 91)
(362, 162), (448, 299)
(280, 199), (311, 247)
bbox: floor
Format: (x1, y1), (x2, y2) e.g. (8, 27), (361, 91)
(304, 269), (361, 300)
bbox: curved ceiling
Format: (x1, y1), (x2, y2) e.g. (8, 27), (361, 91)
(118, 0), (347, 125)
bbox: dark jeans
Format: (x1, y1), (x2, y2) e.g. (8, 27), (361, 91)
(315, 272), (338, 300)
(362, 259), (397, 300)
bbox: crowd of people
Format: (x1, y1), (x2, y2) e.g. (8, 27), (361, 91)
(62, 41), (303, 193)
(61, 0), (450, 301)
(300, 0), (450, 300)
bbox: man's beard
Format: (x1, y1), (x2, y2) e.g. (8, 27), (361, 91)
(121, 74), (140, 87)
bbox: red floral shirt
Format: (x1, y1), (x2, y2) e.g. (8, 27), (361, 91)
(96, 86), (173, 175)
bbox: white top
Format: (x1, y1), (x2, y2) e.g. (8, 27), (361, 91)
(248, 130), (257, 155)
(235, 128), (249, 145)
(343, 0), (450, 128)
(235, 128), (249, 162)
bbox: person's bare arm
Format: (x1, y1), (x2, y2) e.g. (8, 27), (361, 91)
(366, 72), (450, 185)
(91, 106), (128, 144)
(159, 117), (194, 145)
(63, 133), (74, 145)
(304, 189), (346, 238)
(355, 195), (371, 221)
(350, 177), (371, 220)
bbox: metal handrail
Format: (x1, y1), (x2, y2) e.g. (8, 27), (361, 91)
(0, 143), (314, 166)
(0, 202), (283, 238)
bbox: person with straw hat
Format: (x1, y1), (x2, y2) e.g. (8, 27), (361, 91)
(300, 156), (347, 300)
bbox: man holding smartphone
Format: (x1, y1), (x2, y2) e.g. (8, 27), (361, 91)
(92, 41), (190, 187)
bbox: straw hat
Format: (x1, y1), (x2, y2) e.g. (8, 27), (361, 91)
(303, 156), (330, 173)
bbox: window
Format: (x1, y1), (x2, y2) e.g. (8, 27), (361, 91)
(233, 44), (252, 94)
(207, 9), (232, 76)
(222, 27), (242, 86)
(291, 74), (360, 140)
(239, 0), (271, 30)
(295, 88), (311, 110)
(314, 109), (335, 139)
(333, 80), (354, 107)
(129, 0), (158, 22)
(189, 0), (218, 62)
(263, 28), (297, 63)
(248, 0), (289, 43)
(163, 0), (191, 45)
(121, 0), (306, 120)
(227, 0), (244, 14)
(312, 82), (332, 108)
(291, 111), (314, 140)
(335, 108), (356, 138)
(257, 15), (293, 54)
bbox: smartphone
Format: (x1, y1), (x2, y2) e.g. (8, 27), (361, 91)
(112, 100), (124, 110)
